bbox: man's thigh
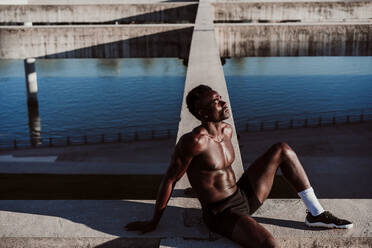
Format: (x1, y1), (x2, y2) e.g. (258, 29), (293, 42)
(230, 214), (276, 248)
(243, 143), (282, 203)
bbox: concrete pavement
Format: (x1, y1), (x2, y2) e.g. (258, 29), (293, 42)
(0, 199), (370, 247)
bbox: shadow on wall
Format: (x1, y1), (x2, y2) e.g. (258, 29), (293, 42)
(42, 28), (194, 59)
(99, 4), (198, 24)
(0, 26), (194, 59)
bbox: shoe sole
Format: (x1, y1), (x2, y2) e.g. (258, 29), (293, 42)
(305, 220), (353, 229)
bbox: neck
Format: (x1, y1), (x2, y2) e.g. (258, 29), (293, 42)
(201, 121), (224, 138)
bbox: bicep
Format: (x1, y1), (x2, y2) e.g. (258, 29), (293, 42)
(164, 135), (202, 183)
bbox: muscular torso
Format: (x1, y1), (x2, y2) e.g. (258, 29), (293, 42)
(186, 125), (237, 206)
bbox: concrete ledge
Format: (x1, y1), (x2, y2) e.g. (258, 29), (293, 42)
(0, 24), (193, 59)
(0, 3), (197, 23)
(216, 23), (372, 57)
(0, 199), (370, 247)
(0, 237), (160, 248)
(213, 1), (372, 23)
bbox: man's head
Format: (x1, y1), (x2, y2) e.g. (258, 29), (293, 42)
(186, 85), (230, 122)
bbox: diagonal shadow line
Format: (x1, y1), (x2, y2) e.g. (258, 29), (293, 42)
(0, 199), (200, 237)
(96, 4), (198, 25)
(1, 26), (194, 59)
(42, 27), (194, 59)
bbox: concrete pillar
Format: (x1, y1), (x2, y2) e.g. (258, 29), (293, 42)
(23, 21), (42, 146)
(175, 0), (244, 190)
(24, 58), (42, 146)
(24, 58), (38, 105)
(23, 20), (38, 105)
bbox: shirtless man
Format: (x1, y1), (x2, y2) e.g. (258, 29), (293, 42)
(126, 85), (352, 248)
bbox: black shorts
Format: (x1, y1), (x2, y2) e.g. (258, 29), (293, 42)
(202, 173), (262, 239)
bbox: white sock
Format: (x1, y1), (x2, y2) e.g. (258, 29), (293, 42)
(298, 187), (324, 216)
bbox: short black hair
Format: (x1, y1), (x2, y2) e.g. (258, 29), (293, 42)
(186, 84), (212, 118)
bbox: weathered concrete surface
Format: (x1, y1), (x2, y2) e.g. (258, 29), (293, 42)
(0, 25), (193, 59)
(213, 1), (372, 23)
(0, 124), (371, 246)
(216, 23), (372, 57)
(0, 199), (370, 247)
(175, 0), (243, 190)
(0, 238), (160, 248)
(1, 23), (370, 59)
(4, 1), (371, 24)
(0, 3), (197, 23)
(0, 0), (197, 4)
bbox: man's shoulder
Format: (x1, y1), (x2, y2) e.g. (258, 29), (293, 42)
(178, 126), (208, 149)
(220, 122), (233, 137)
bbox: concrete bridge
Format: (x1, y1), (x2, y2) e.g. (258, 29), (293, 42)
(0, 0), (371, 247)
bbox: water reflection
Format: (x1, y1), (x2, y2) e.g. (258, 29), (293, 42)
(27, 102), (42, 146)
(96, 59), (121, 75)
(141, 58), (155, 72)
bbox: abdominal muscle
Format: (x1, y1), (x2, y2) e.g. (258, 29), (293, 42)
(187, 165), (238, 205)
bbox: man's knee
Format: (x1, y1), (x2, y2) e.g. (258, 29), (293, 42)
(272, 142), (293, 155)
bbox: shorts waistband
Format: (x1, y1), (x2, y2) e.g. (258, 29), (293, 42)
(203, 188), (241, 215)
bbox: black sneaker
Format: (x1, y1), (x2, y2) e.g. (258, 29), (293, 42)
(305, 210), (353, 229)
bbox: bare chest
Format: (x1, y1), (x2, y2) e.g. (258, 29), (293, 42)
(196, 139), (235, 170)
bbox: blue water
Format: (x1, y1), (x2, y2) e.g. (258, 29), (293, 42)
(0, 58), (186, 146)
(223, 57), (372, 129)
(0, 57), (372, 147)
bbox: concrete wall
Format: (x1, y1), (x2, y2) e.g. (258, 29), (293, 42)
(0, 25), (193, 59)
(0, 0), (197, 4)
(1, 23), (370, 59)
(215, 23), (372, 57)
(213, 1), (372, 22)
(0, 3), (197, 23)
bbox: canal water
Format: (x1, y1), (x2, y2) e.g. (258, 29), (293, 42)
(0, 57), (371, 148)
(224, 57), (372, 130)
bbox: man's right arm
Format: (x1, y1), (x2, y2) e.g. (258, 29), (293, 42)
(125, 132), (205, 233)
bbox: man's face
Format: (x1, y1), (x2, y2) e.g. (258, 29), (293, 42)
(197, 90), (230, 122)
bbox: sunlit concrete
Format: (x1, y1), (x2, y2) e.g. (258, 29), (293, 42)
(213, 1), (372, 23)
(175, 0), (243, 191)
(0, 199), (370, 247)
(0, 3), (197, 23)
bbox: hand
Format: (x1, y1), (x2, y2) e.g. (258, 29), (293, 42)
(125, 220), (157, 234)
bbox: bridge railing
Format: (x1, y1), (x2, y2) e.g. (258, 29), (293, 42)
(0, 122), (179, 150)
(0, 108), (371, 150)
(235, 108), (372, 132)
